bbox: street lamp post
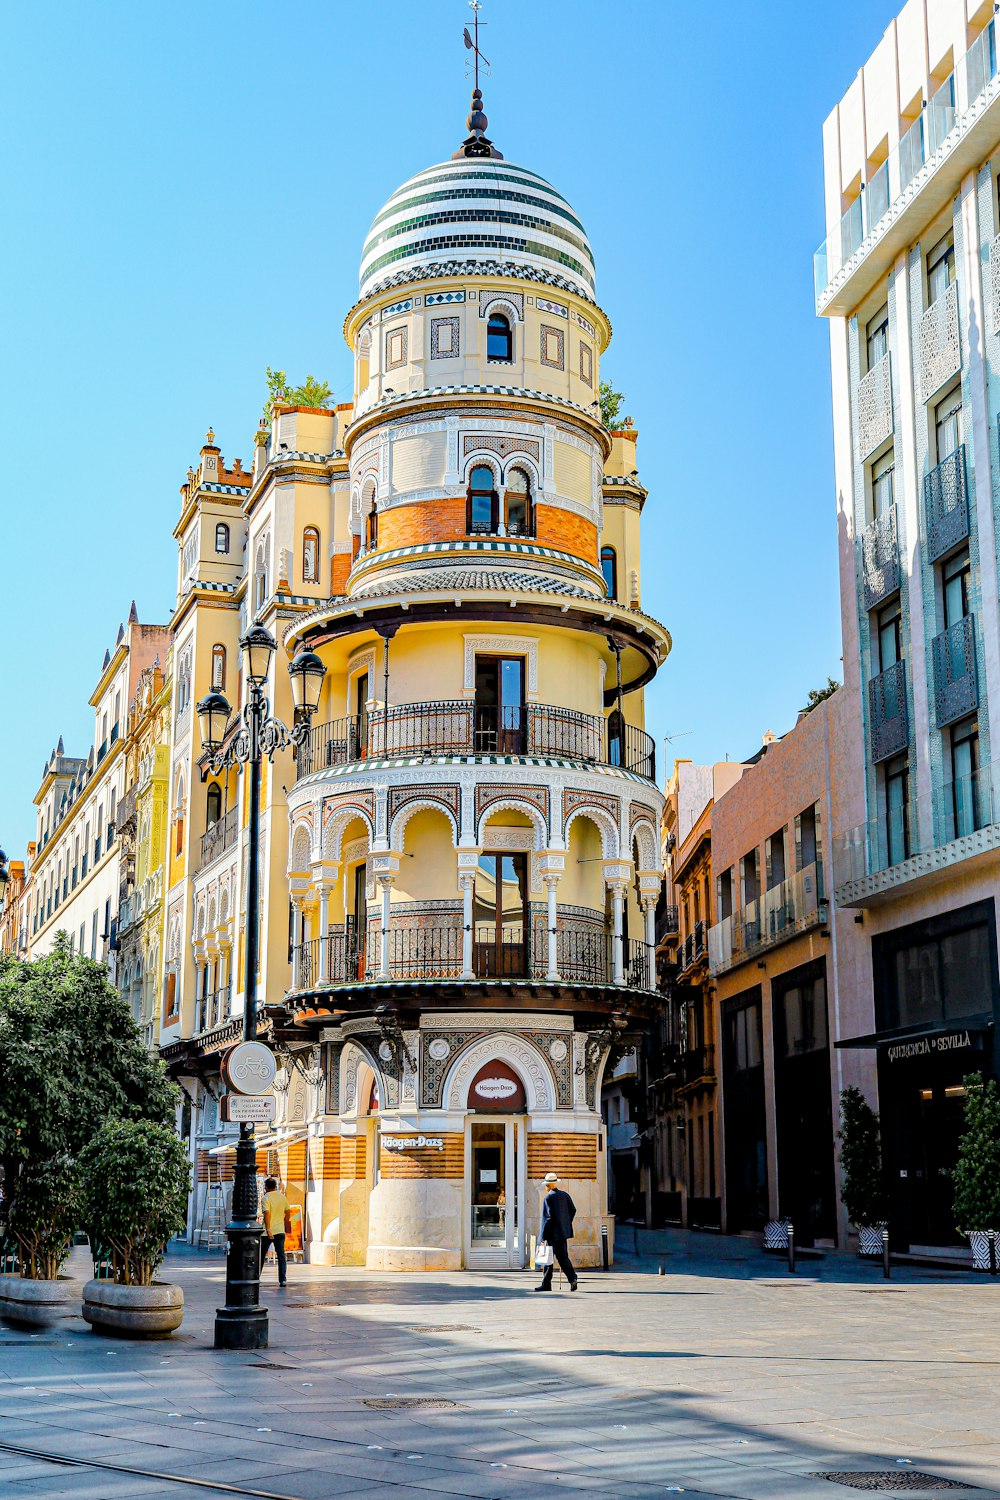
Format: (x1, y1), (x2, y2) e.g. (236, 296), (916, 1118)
(196, 625), (325, 1351)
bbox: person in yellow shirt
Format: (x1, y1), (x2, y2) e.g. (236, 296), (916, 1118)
(260, 1177), (290, 1288)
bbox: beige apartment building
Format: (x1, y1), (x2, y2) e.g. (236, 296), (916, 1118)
(817, 0), (1000, 1250)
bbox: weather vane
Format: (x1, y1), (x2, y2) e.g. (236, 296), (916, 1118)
(463, 0), (491, 91)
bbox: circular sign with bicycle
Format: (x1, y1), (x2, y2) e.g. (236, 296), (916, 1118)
(221, 1040), (277, 1095)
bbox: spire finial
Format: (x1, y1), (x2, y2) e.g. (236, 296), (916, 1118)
(455, 0), (503, 159)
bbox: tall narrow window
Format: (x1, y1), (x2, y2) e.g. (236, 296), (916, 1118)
(875, 600), (902, 672)
(212, 644), (226, 691)
(866, 305), (889, 369)
(366, 500), (378, 550)
(935, 390), (962, 463)
(215, 522), (230, 555)
(474, 655), (525, 752)
(504, 469), (533, 537)
(871, 448), (894, 520)
(206, 783), (222, 830)
(302, 526), (320, 583)
(601, 545), (617, 599)
(927, 235), (956, 305)
(943, 548), (971, 629)
(487, 312), (513, 362)
(467, 466), (497, 535)
(885, 755), (909, 865)
(950, 717), (980, 838)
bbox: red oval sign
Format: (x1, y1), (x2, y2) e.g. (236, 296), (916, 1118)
(469, 1059), (526, 1111)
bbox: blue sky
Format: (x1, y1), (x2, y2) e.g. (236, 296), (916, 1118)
(0, 0), (895, 856)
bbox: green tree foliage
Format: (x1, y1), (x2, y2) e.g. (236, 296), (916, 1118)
(952, 1072), (1000, 1231)
(1, 1155), (80, 1279)
(802, 677), (841, 714)
(0, 939), (179, 1276)
(80, 1120), (190, 1286)
(261, 367), (333, 427)
(837, 1086), (887, 1226)
(599, 379), (626, 431)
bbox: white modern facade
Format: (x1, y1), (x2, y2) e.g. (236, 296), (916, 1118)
(818, 0), (1000, 1250)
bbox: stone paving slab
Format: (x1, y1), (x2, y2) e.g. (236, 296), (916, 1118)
(1, 1239), (1000, 1498)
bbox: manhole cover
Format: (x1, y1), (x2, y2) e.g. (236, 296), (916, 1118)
(405, 1325), (480, 1333)
(809, 1473), (975, 1490)
(361, 1397), (464, 1410)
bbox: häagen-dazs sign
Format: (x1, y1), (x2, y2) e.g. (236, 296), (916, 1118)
(382, 1135), (444, 1152)
(474, 1077), (519, 1100)
(886, 1030), (979, 1063)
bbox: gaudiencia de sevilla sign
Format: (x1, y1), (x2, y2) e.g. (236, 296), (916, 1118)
(885, 1030), (983, 1063)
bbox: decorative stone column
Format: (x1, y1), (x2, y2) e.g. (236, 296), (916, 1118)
(311, 860), (338, 984)
(456, 846), (481, 979)
(538, 849), (566, 981)
(289, 876), (312, 989)
(602, 859), (632, 987)
(638, 871), (661, 989)
(369, 850), (400, 980)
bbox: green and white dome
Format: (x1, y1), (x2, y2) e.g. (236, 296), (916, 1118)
(359, 156), (596, 303)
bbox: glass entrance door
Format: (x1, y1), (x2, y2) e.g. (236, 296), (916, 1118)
(468, 1118), (524, 1267)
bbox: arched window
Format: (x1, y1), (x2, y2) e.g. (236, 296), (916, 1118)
(302, 526), (320, 583)
(601, 545), (618, 599)
(206, 783), (222, 830)
(487, 312), (513, 362)
(467, 465), (497, 535)
(505, 468), (533, 538)
(366, 500), (378, 551)
(215, 522), (230, 555)
(254, 543), (268, 612)
(211, 644), (226, 691)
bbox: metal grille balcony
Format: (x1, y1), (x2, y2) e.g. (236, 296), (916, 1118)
(856, 353), (893, 460)
(924, 445), (969, 563)
(932, 614), (978, 726)
(291, 922), (655, 991)
(117, 782), (139, 833)
(297, 701), (656, 782)
(861, 506), (900, 610)
(199, 806), (238, 869)
(869, 660), (909, 763)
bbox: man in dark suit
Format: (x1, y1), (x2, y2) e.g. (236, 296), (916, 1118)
(535, 1171), (579, 1291)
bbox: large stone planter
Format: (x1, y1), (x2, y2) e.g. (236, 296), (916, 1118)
(82, 1279), (183, 1338)
(0, 1273), (73, 1328)
(964, 1229), (1000, 1272)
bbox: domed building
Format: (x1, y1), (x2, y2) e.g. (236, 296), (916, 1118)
(161, 89), (670, 1270)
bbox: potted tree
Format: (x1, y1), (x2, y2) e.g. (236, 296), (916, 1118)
(0, 1156), (80, 1326)
(952, 1072), (1000, 1271)
(837, 1086), (887, 1256)
(80, 1119), (190, 1337)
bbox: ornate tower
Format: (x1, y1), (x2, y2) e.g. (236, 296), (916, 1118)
(274, 93), (670, 1270)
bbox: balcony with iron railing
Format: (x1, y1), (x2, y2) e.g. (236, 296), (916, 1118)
(815, 22), (998, 311)
(118, 781), (140, 833)
(290, 923), (655, 994)
(680, 1044), (715, 1089)
(834, 758), (1000, 904)
(296, 701), (656, 782)
(932, 615), (978, 727)
(708, 862), (826, 976)
(925, 445), (969, 563)
(196, 983), (232, 1035)
(655, 904), (679, 945)
(199, 807), (238, 870)
(861, 505), (900, 611)
(869, 659), (909, 764)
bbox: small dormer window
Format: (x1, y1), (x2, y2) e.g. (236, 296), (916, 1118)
(487, 312), (513, 362)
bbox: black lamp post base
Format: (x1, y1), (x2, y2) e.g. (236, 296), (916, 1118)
(214, 1304), (269, 1349)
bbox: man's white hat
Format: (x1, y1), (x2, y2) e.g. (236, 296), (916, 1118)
(544, 1171), (559, 1183)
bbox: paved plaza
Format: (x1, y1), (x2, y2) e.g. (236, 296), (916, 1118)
(1, 1234), (999, 1499)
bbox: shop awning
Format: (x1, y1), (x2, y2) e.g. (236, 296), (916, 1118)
(835, 1017), (993, 1052)
(207, 1129), (310, 1156)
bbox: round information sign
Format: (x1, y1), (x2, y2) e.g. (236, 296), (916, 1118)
(222, 1041), (277, 1096)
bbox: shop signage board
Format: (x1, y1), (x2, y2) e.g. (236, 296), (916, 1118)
(468, 1059), (527, 1110)
(221, 1041), (277, 1095)
(383, 1135), (444, 1152)
(221, 1094), (276, 1124)
(885, 1029), (985, 1063)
